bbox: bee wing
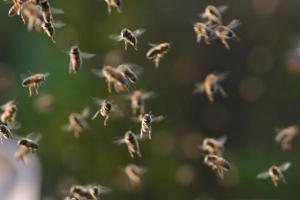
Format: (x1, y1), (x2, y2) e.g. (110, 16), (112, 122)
(111, 105), (124, 117)
(53, 21), (66, 29)
(62, 124), (72, 132)
(256, 171), (269, 179)
(81, 107), (90, 118)
(109, 34), (123, 41)
(96, 185), (112, 194)
(81, 52), (96, 59)
(218, 136), (227, 145)
(148, 42), (157, 47)
(51, 7), (64, 15)
(129, 116), (141, 123)
(114, 138), (126, 145)
(118, 63), (143, 75)
(152, 115), (165, 122)
(193, 82), (205, 94)
(26, 132), (42, 143)
(91, 97), (105, 106)
(91, 69), (104, 78)
(279, 162), (291, 172)
(217, 72), (229, 82)
(227, 19), (241, 30)
(275, 129), (285, 142)
(133, 28), (146, 37)
(217, 5), (229, 14)
(142, 91), (157, 100)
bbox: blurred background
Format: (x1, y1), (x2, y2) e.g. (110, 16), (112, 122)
(0, 0), (300, 199)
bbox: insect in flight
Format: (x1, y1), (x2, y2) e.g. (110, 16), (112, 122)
(0, 100), (17, 125)
(146, 42), (170, 68)
(257, 162), (291, 187)
(40, 0), (64, 23)
(109, 28), (146, 51)
(7, 0), (24, 17)
(116, 63), (142, 84)
(198, 136), (227, 156)
(199, 5), (228, 25)
(275, 125), (298, 151)
(194, 72), (228, 103)
(124, 164), (147, 186)
(22, 72), (49, 96)
(104, 0), (122, 14)
(68, 45), (95, 74)
(125, 90), (156, 115)
(115, 130), (142, 158)
(193, 22), (214, 45)
(204, 154), (231, 179)
(67, 184), (111, 200)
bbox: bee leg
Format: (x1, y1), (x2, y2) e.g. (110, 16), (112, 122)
(128, 149), (134, 158)
(125, 42), (128, 51)
(221, 39), (230, 50)
(107, 5), (112, 14)
(148, 132), (152, 140)
(29, 86), (33, 97)
(217, 168), (224, 179)
(137, 151), (142, 157)
(271, 178), (278, 187)
(104, 116), (109, 126)
(116, 6), (122, 13)
(206, 89), (214, 103)
(154, 57), (160, 69)
(219, 86), (227, 97)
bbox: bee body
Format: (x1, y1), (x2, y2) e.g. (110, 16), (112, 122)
(201, 136), (226, 156)
(201, 5), (228, 25)
(41, 21), (55, 42)
(40, 0), (52, 23)
(0, 123), (12, 143)
(15, 135), (40, 164)
(110, 28), (145, 51)
(146, 43), (170, 68)
(8, 0), (24, 16)
(125, 164), (146, 186)
(69, 46), (82, 74)
(116, 130), (141, 158)
(64, 108), (89, 138)
(275, 125), (298, 151)
(204, 154), (230, 179)
(22, 73), (49, 96)
(0, 100), (17, 124)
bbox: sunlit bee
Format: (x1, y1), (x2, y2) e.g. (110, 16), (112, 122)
(124, 164), (147, 186)
(127, 90), (155, 115)
(275, 125), (298, 151)
(104, 0), (122, 14)
(193, 22), (213, 45)
(146, 42), (170, 68)
(199, 136), (227, 156)
(200, 5), (228, 25)
(69, 45), (95, 74)
(0, 100), (17, 124)
(214, 19), (241, 50)
(109, 28), (146, 51)
(257, 162), (291, 187)
(204, 154), (231, 179)
(14, 133), (41, 165)
(63, 107), (90, 138)
(117, 63), (142, 84)
(115, 130), (142, 158)
(8, 0), (24, 17)
(132, 112), (165, 140)
(0, 122), (12, 143)
(69, 184), (111, 200)
(194, 72), (228, 103)
(22, 72), (49, 96)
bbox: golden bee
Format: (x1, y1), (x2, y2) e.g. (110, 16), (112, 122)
(115, 130), (142, 158)
(194, 72), (228, 103)
(214, 19), (241, 50)
(40, 0), (63, 23)
(20, 2), (43, 31)
(126, 90), (155, 115)
(257, 162), (291, 187)
(63, 107), (90, 138)
(0, 122), (12, 143)
(204, 154), (231, 179)
(199, 136), (227, 156)
(193, 22), (213, 45)
(0, 100), (17, 124)
(109, 28), (146, 51)
(68, 45), (95, 74)
(14, 133), (41, 165)
(104, 0), (122, 14)
(275, 125), (298, 151)
(8, 0), (24, 17)
(146, 42), (170, 68)
(22, 72), (49, 96)
(124, 164), (147, 186)
(200, 5), (228, 25)
(68, 184), (111, 200)
(117, 63), (142, 84)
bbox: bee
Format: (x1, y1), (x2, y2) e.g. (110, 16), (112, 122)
(115, 130), (142, 158)
(68, 45), (95, 74)
(91, 97), (122, 126)
(68, 184), (111, 200)
(199, 5), (228, 25)
(63, 107), (90, 138)
(41, 21), (55, 42)
(20, 2), (43, 30)
(126, 90), (155, 115)
(40, 0), (64, 23)
(116, 63), (142, 84)
(198, 136), (227, 156)
(204, 154), (231, 179)
(109, 28), (146, 51)
(0, 100), (17, 124)
(92, 65), (129, 93)
(275, 125), (298, 151)
(131, 112), (165, 140)
(8, 0), (24, 17)
(124, 164), (147, 186)
(22, 72), (49, 96)
(0, 122), (12, 143)
(214, 19), (241, 50)
(193, 22), (214, 45)
(146, 42), (170, 68)
(104, 0), (122, 14)
(257, 162), (291, 187)
(14, 133), (41, 165)
(194, 72), (228, 103)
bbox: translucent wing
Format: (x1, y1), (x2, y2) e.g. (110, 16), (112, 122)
(109, 34), (123, 41)
(54, 21), (66, 29)
(129, 116), (141, 123)
(193, 82), (205, 94)
(91, 97), (105, 106)
(217, 72), (229, 82)
(217, 5), (229, 13)
(148, 42), (157, 47)
(118, 63), (143, 75)
(256, 171), (269, 179)
(81, 107), (90, 118)
(218, 136), (227, 145)
(81, 52), (96, 59)
(26, 132), (42, 143)
(143, 91), (156, 100)
(51, 7), (64, 15)
(133, 28), (146, 37)
(227, 19), (241, 30)
(91, 69), (104, 78)
(114, 138), (126, 145)
(279, 162), (291, 172)
(152, 115), (165, 122)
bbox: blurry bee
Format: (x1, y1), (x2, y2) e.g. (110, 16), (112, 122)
(109, 28), (146, 51)
(124, 164), (147, 186)
(131, 112), (165, 140)
(68, 45), (95, 74)
(214, 19), (241, 50)
(115, 130), (142, 158)
(0, 100), (17, 124)
(117, 63), (142, 84)
(68, 184), (111, 200)
(40, 0), (64, 23)
(199, 5), (228, 25)
(199, 136), (227, 156)
(193, 22), (213, 45)
(146, 42), (170, 68)
(0, 122), (12, 143)
(257, 162), (291, 187)
(126, 90), (156, 115)
(8, 0), (24, 17)
(22, 72), (49, 96)
(14, 133), (41, 165)
(20, 2), (43, 30)
(104, 0), (122, 14)
(194, 72), (228, 103)
(63, 107), (90, 138)
(275, 125), (298, 151)
(91, 97), (122, 126)
(204, 154), (231, 179)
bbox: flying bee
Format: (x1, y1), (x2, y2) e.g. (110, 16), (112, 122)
(68, 45), (95, 74)
(199, 136), (227, 156)
(194, 72), (228, 103)
(0, 100), (17, 124)
(124, 164), (147, 186)
(63, 107), (90, 138)
(91, 97), (122, 126)
(92, 65), (129, 93)
(275, 125), (299, 151)
(68, 184), (111, 200)
(8, 0), (24, 17)
(214, 19), (241, 50)
(117, 63), (142, 84)
(109, 28), (146, 51)
(20, 2), (43, 29)
(104, 0), (122, 14)
(199, 5), (228, 25)
(40, 0), (64, 23)
(0, 122), (12, 143)
(204, 154), (231, 179)
(115, 130), (142, 158)
(193, 22), (214, 45)
(22, 72), (49, 96)
(125, 90), (156, 115)
(131, 112), (165, 140)
(146, 42), (170, 68)
(257, 162), (291, 187)
(14, 133), (41, 165)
